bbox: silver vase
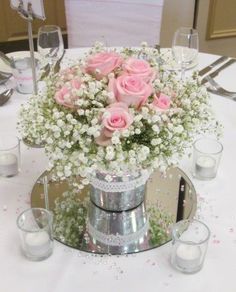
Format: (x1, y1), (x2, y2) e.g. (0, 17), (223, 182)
(88, 201), (149, 253)
(89, 171), (149, 212)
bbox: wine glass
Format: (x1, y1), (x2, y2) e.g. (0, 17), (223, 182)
(172, 27), (199, 79)
(37, 25), (64, 69)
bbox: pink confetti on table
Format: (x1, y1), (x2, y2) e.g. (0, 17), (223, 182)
(213, 239), (220, 244)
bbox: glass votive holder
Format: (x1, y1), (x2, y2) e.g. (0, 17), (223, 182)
(12, 57), (38, 94)
(16, 208), (54, 261)
(170, 219), (210, 274)
(192, 138), (223, 180)
(0, 135), (20, 177)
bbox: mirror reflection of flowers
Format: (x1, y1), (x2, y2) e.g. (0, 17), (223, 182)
(19, 43), (219, 187)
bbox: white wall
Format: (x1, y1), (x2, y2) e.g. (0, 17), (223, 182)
(160, 0), (195, 48)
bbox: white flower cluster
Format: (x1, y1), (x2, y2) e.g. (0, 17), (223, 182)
(18, 45), (219, 187)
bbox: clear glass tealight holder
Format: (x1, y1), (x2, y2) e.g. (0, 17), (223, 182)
(192, 138), (223, 180)
(17, 208), (54, 261)
(12, 57), (39, 94)
(0, 135), (20, 177)
(170, 219), (210, 274)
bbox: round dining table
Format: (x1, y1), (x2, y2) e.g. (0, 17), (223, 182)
(0, 49), (236, 292)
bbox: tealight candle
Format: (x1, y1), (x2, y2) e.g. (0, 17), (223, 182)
(171, 219), (210, 274)
(195, 155), (216, 177)
(175, 244), (201, 270)
(192, 138), (223, 180)
(25, 231), (51, 256)
(13, 57), (34, 94)
(0, 153), (18, 177)
(17, 208), (53, 261)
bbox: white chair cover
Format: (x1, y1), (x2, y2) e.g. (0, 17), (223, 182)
(65, 0), (164, 48)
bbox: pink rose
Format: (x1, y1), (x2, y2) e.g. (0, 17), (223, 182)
(54, 78), (82, 108)
(70, 79), (81, 89)
(109, 74), (153, 109)
(152, 93), (171, 110)
(123, 58), (156, 83)
(96, 102), (133, 146)
(85, 52), (123, 80)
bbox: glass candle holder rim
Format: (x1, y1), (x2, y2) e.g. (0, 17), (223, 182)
(12, 57), (39, 67)
(38, 25), (62, 34)
(175, 27), (198, 36)
(171, 219), (211, 246)
(0, 135), (20, 151)
(193, 137), (223, 155)
(16, 207), (53, 233)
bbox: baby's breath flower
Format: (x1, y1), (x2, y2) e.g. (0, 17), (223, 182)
(18, 44), (219, 189)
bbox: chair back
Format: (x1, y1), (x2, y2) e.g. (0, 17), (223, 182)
(65, 0), (164, 47)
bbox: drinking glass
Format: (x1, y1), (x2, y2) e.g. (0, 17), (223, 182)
(37, 25), (64, 68)
(172, 27), (199, 79)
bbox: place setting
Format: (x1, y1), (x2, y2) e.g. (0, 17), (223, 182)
(0, 50), (37, 107)
(163, 27), (236, 103)
(0, 3), (221, 270)
(0, 2), (234, 289)
(0, 8), (224, 277)
(199, 56), (236, 100)
(0, 6), (65, 100)
(3, 0), (236, 291)
(0, 42), (64, 98)
(12, 23), (222, 275)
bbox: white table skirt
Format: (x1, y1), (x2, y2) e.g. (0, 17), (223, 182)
(1, 49), (236, 292)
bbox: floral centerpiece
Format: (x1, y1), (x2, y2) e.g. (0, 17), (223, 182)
(19, 43), (218, 189)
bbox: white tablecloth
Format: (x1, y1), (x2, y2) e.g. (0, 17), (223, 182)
(1, 49), (236, 292)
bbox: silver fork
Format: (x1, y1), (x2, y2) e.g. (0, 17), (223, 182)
(0, 89), (13, 106)
(0, 74), (12, 85)
(203, 75), (236, 100)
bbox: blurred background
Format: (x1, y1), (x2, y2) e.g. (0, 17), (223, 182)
(0, 0), (236, 57)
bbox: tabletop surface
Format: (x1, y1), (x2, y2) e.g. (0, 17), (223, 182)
(1, 49), (236, 292)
